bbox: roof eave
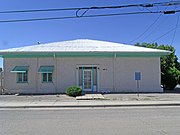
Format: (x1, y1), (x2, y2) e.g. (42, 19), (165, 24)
(0, 51), (170, 58)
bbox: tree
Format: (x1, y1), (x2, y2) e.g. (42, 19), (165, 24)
(135, 43), (180, 90)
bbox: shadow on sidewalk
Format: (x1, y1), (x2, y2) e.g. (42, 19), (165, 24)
(164, 88), (180, 94)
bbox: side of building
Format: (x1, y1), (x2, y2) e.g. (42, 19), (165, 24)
(3, 56), (162, 94)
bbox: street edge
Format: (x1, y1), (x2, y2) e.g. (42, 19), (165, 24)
(1, 103), (180, 109)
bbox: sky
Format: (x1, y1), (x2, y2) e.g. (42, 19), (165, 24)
(0, 0), (180, 67)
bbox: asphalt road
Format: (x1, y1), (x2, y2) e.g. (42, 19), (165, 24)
(0, 107), (180, 135)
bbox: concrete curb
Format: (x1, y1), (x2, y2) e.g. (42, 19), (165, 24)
(1, 103), (180, 109)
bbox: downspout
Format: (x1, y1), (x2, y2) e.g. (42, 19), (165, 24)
(113, 53), (117, 92)
(36, 57), (39, 93)
(54, 53), (58, 93)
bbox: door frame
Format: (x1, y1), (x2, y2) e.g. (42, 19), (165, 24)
(83, 69), (92, 91)
(76, 65), (99, 92)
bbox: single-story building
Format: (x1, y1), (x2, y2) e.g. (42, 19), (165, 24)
(0, 39), (170, 94)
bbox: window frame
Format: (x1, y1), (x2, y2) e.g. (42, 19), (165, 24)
(41, 72), (53, 83)
(17, 72), (28, 83)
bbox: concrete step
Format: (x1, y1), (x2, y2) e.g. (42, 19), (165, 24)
(76, 94), (105, 100)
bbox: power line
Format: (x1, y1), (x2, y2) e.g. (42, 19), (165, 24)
(0, 10), (180, 23)
(128, 13), (162, 44)
(0, 16), (76, 23)
(171, 12), (180, 45)
(151, 5), (180, 44)
(141, 16), (170, 42)
(0, 1), (179, 14)
(152, 24), (180, 42)
(141, 5), (180, 42)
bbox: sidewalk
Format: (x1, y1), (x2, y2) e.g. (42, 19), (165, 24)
(1, 100), (180, 108)
(0, 93), (180, 108)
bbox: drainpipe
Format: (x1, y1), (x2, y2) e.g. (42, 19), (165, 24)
(113, 53), (117, 92)
(54, 53), (57, 93)
(36, 57), (39, 93)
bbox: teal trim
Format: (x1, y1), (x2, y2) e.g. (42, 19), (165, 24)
(11, 66), (29, 73)
(16, 72), (28, 83)
(78, 66), (98, 92)
(1, 51), (170, 58)
(41, 73), (53, 83)
(38, 66), (54, 73)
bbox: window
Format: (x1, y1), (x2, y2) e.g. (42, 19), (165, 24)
(42, 73), (52, 83)
(38, 66), (54, 83)
(17, 72), (28, 83)
(11, 66), (29, 83)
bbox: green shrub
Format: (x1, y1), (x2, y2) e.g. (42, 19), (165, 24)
(66, 86), (82, 97)
(162, 67), (180, 90)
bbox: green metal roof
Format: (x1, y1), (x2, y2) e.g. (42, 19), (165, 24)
(38, 66), (54, 73)
(11, 66), (29, 73)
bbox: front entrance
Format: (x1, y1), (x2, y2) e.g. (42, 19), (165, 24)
(83, 70), (92, 91)
(77, 66), (98, 92)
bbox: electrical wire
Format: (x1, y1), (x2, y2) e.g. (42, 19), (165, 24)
(128, 13), (162, 44)
(76, 9), (90, 17)
(141, 16), (169, 42)
(0, 1), (179, 14)
(171, 12), (180, 45)
(152, 24), (180, 42)
(141, 5), (180, 42)
(0, 10), (180, 23)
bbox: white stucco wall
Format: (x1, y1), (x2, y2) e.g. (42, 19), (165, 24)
(114, 57), (161, 92)
(3, 57), (162, 94)
(4, 58), (37, 93)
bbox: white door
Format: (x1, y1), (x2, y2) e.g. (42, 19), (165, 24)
(83, 70), (92, 91)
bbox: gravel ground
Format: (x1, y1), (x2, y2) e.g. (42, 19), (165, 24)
(103, 93), (180, 101)
(0, 93), (180, 102)
(0, 94), (76, 102)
